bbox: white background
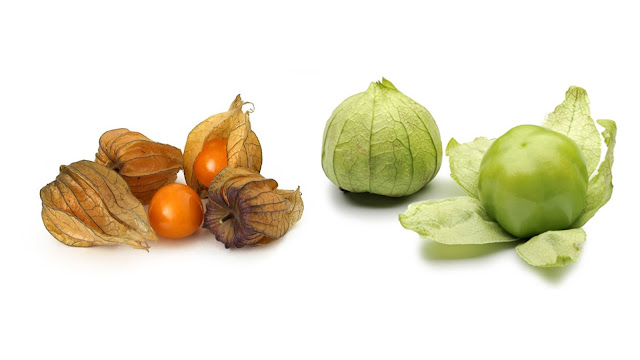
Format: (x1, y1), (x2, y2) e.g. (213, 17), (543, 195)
(1, 1), (638, 359)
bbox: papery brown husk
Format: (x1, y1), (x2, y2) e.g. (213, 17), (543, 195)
(184, 95), (262, 198)
(95, 128), (183, 204)
(40, 160), (158, 250)
(203, 167), (303, 248)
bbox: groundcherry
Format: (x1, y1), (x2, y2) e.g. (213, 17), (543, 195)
(194, 138), (228, 187)
(148, 183), (204, 239)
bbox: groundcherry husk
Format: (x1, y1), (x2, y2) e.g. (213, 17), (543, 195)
(40, 160), (157, 250)
(95, 128), (183, 204)
(184, 95), (262, 198)
(203, 167), (303, 248)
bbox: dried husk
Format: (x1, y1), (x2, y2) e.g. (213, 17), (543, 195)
(95, 128), (183, 204)
(203, 167), (303, 248)
(40, 160), (158, 250)
(184, 95), (262, 198)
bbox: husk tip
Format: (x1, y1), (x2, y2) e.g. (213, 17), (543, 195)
(377, 77), (397, 90)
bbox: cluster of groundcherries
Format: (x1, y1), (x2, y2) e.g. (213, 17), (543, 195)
(148, 138), (227, 239)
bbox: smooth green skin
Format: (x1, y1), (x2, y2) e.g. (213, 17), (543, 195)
(478, 125), (588, 238)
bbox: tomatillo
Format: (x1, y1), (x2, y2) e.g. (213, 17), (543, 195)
(478, 125), (588, 238)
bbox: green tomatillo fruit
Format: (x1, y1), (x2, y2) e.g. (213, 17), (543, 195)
(478, 125), (588, 238)
(321, 78), (442, 197)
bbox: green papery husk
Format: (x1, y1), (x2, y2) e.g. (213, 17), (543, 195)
(399, 197), (518, 245)
(446, 137), (494, 199)
(571, 119), (617, 228)
(542, 86), (601, 177)
(516, 229), (586, 267)
(322, 78), (442, 197)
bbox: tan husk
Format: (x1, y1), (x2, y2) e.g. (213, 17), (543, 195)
(95, 128), (183, 204)
(184, 95), (262, 198)
(40, 160), (158, 250)
(203, 167), (303, 248)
